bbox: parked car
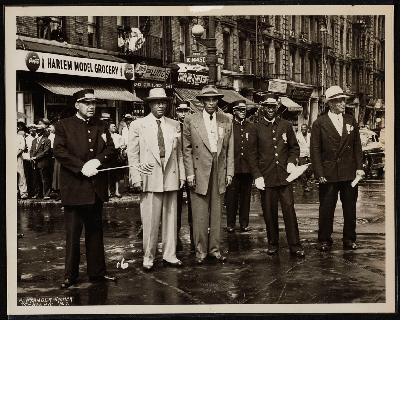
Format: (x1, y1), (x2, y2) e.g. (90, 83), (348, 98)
(359, 126), (385, 178)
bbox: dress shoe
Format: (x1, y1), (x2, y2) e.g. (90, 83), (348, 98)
(43, 196), (51, 200)
(163, 259), (183, 267)
(195, 257), (206, 265)
(60, 278), (76, 289)
(290, 250), (305, 257)
(240, 226), (252, 232)
(227, 227), (235, 233)
(143, 264), (153, 270)
(89, 274), (117, 282)
(208, 255), (227, 263)
(343, 242), (357, 250)
(318, 243), (331, 252)
(115, 193), (122, 198)
(31, 195), (38, 199)
(20, 194), (28, 199)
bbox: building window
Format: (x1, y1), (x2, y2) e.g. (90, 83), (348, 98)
(340, 27), (344, 54)
(300, 54), (305, 83)
(346, 30), (350, 54)
(88, 16), (100, 47)
(275, 16), (281, 32)
(223, 33), (231, 70)
(291, 16), (296, 33)
(37, 16), (64, 41)
(290, 51), (296, 81)
(345, 66), (350, 88)
(275, 48), (281, 77)
(179, 22), (191, 62)
(339, 64), (343, 88)
(250, 41), (256, 74)
(301, 16), (306, 34)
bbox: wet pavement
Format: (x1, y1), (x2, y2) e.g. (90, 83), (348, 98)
(16, 180), (386, 306)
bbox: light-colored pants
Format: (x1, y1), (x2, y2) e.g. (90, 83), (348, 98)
(17, 157), (27, 196)
(140, 191), (178, 267)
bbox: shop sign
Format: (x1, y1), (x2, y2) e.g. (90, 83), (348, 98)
(134, 81), (172, 89)
(134, 62), (171, 81)
(186, 55), (206, 64)
(268, 79), (288, 94)
(178, 72), (209, 86)
(291, 86), (314, 99)
(17, 50), (134, 80)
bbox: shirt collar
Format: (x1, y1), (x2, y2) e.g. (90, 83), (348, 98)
(149, 113), (165, 124)
(328, 110), (343, 119)
(203, 109), (216, 121)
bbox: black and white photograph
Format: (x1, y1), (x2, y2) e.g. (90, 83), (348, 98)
(5, 4), (395, 315)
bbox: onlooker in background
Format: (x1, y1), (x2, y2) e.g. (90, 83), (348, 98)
(295, 123), (313, 192)
(30, 123), (52, 200)
(225, 100), (253, 233)
(175, 100), (194, 249)
(50, 122), (61, 200)
(121, 114), (133, 191)
(17, 122), (28, 199)
(107, 121), (125, 198)
(24, 125), (37, 197)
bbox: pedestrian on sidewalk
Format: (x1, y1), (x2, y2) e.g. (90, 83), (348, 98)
(310, 85), (364, 251)
(245, 93), (304, 257)
(295, 123), (313, 192)
(225, 100), (253, 233)
(54, 88), (117, 289)
(128, 88), (185, 270)
(182, 85), (234, 264)
(17, 122), (28, 199)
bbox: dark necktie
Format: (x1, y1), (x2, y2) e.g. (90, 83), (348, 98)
(156, 119), (165, 158)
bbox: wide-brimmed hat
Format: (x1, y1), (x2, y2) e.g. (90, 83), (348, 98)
(232, 100), (247, 110)
(259, 93), (279, 106)
(176, 101), (191, 111)
(73, 88), (97, 103)
(196, 85), (224, 100)
(124, 113), (133, 119)
(143, 88), (172, 102)
(35, 122), (47, 130)
(324, 86), (350, 102)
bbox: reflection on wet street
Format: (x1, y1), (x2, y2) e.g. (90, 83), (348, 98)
(16, 181), (386, 306)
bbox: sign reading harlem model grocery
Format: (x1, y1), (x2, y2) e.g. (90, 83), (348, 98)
(17, 50), (134, 80)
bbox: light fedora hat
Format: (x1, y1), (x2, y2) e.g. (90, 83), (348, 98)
(143, 87), (172, 102)
(196, 85), (224, 100)
(259, 93), (279, 106)
(324, 86), (350, 102)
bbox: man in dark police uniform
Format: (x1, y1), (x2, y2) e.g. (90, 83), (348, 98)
(54, 89), (117, 288)
(246, 93), (304, 257)
(225, 100), (253, 233)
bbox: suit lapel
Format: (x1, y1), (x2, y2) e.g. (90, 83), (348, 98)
(216, 114), (225, 155)
(164, 119), (173, 163)
(142, 115), (161, 164)
(322, 114), (342, 143)
(338, 114), (351, 152)
(194, 113), (212, 152)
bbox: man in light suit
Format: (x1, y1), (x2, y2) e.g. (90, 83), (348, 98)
(128, 88), (185, 270)
(311, 86), (364, 251)
(182, 85), (234, 264)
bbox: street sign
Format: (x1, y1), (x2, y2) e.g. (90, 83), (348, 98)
(186, 55), (206, 64)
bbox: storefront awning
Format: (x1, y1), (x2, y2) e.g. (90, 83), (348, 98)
(35, 77), (142, 102)
(217, 88), (256, 108)
(279, 96), (303, 112)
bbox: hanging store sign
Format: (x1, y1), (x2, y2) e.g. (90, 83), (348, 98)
(17, 50), (134, 80)
(178, 72), (209, 86)
(267, 79), (288, 94)
(291, 86), (314, 99)
(134, 62), (171, 81)
(134, 81), (172, 89)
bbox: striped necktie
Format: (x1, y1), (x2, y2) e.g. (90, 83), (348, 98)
(156, 119), (165, 158)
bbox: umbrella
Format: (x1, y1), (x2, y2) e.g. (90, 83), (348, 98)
(17, 111), (28, 119)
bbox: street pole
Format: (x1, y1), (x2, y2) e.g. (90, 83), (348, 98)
(207, 16), (217, 85)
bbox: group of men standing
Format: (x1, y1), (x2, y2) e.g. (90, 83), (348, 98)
(52, 84), (364, 289)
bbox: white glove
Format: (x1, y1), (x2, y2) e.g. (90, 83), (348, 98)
(286, 163), (296, 174)
(254, 177), (265, 190)
(81, 158), (101, 177)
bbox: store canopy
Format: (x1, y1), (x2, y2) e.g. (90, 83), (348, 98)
(279, 96), (303, 112)
(217, 88), (256, 108)
(35, 78), (142, 102)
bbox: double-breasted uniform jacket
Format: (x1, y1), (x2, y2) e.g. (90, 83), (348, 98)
(182, 111), (234, 195)
(232, 118), (252, 174)
(54, 115), (116, 205)
(30, 135), (52, 168)
(310, 113), (363, 182)
(246, 117), (299, 187)
(128, 114), (185, 192)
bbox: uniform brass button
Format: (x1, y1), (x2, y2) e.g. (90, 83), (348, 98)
(273, 138), (276, 141)
(88, 139), (92, 142)
(275, 153), (278, 156)
(274, 146), (277, 149)
(276, 161), (279, 164)
(90, 149), (93, 152)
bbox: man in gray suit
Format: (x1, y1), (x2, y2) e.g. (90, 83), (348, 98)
(182, 85), (234, 264)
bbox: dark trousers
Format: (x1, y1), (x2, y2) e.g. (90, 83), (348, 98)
(63, 196), (107, 280)
(177, 182), (193, 238)
(260, 184), (301, 252)
(225, 173), (253, 229)
(318, 181), (358, 244)
(32, 166), (51, 197)
(23, 160), (33, 197)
